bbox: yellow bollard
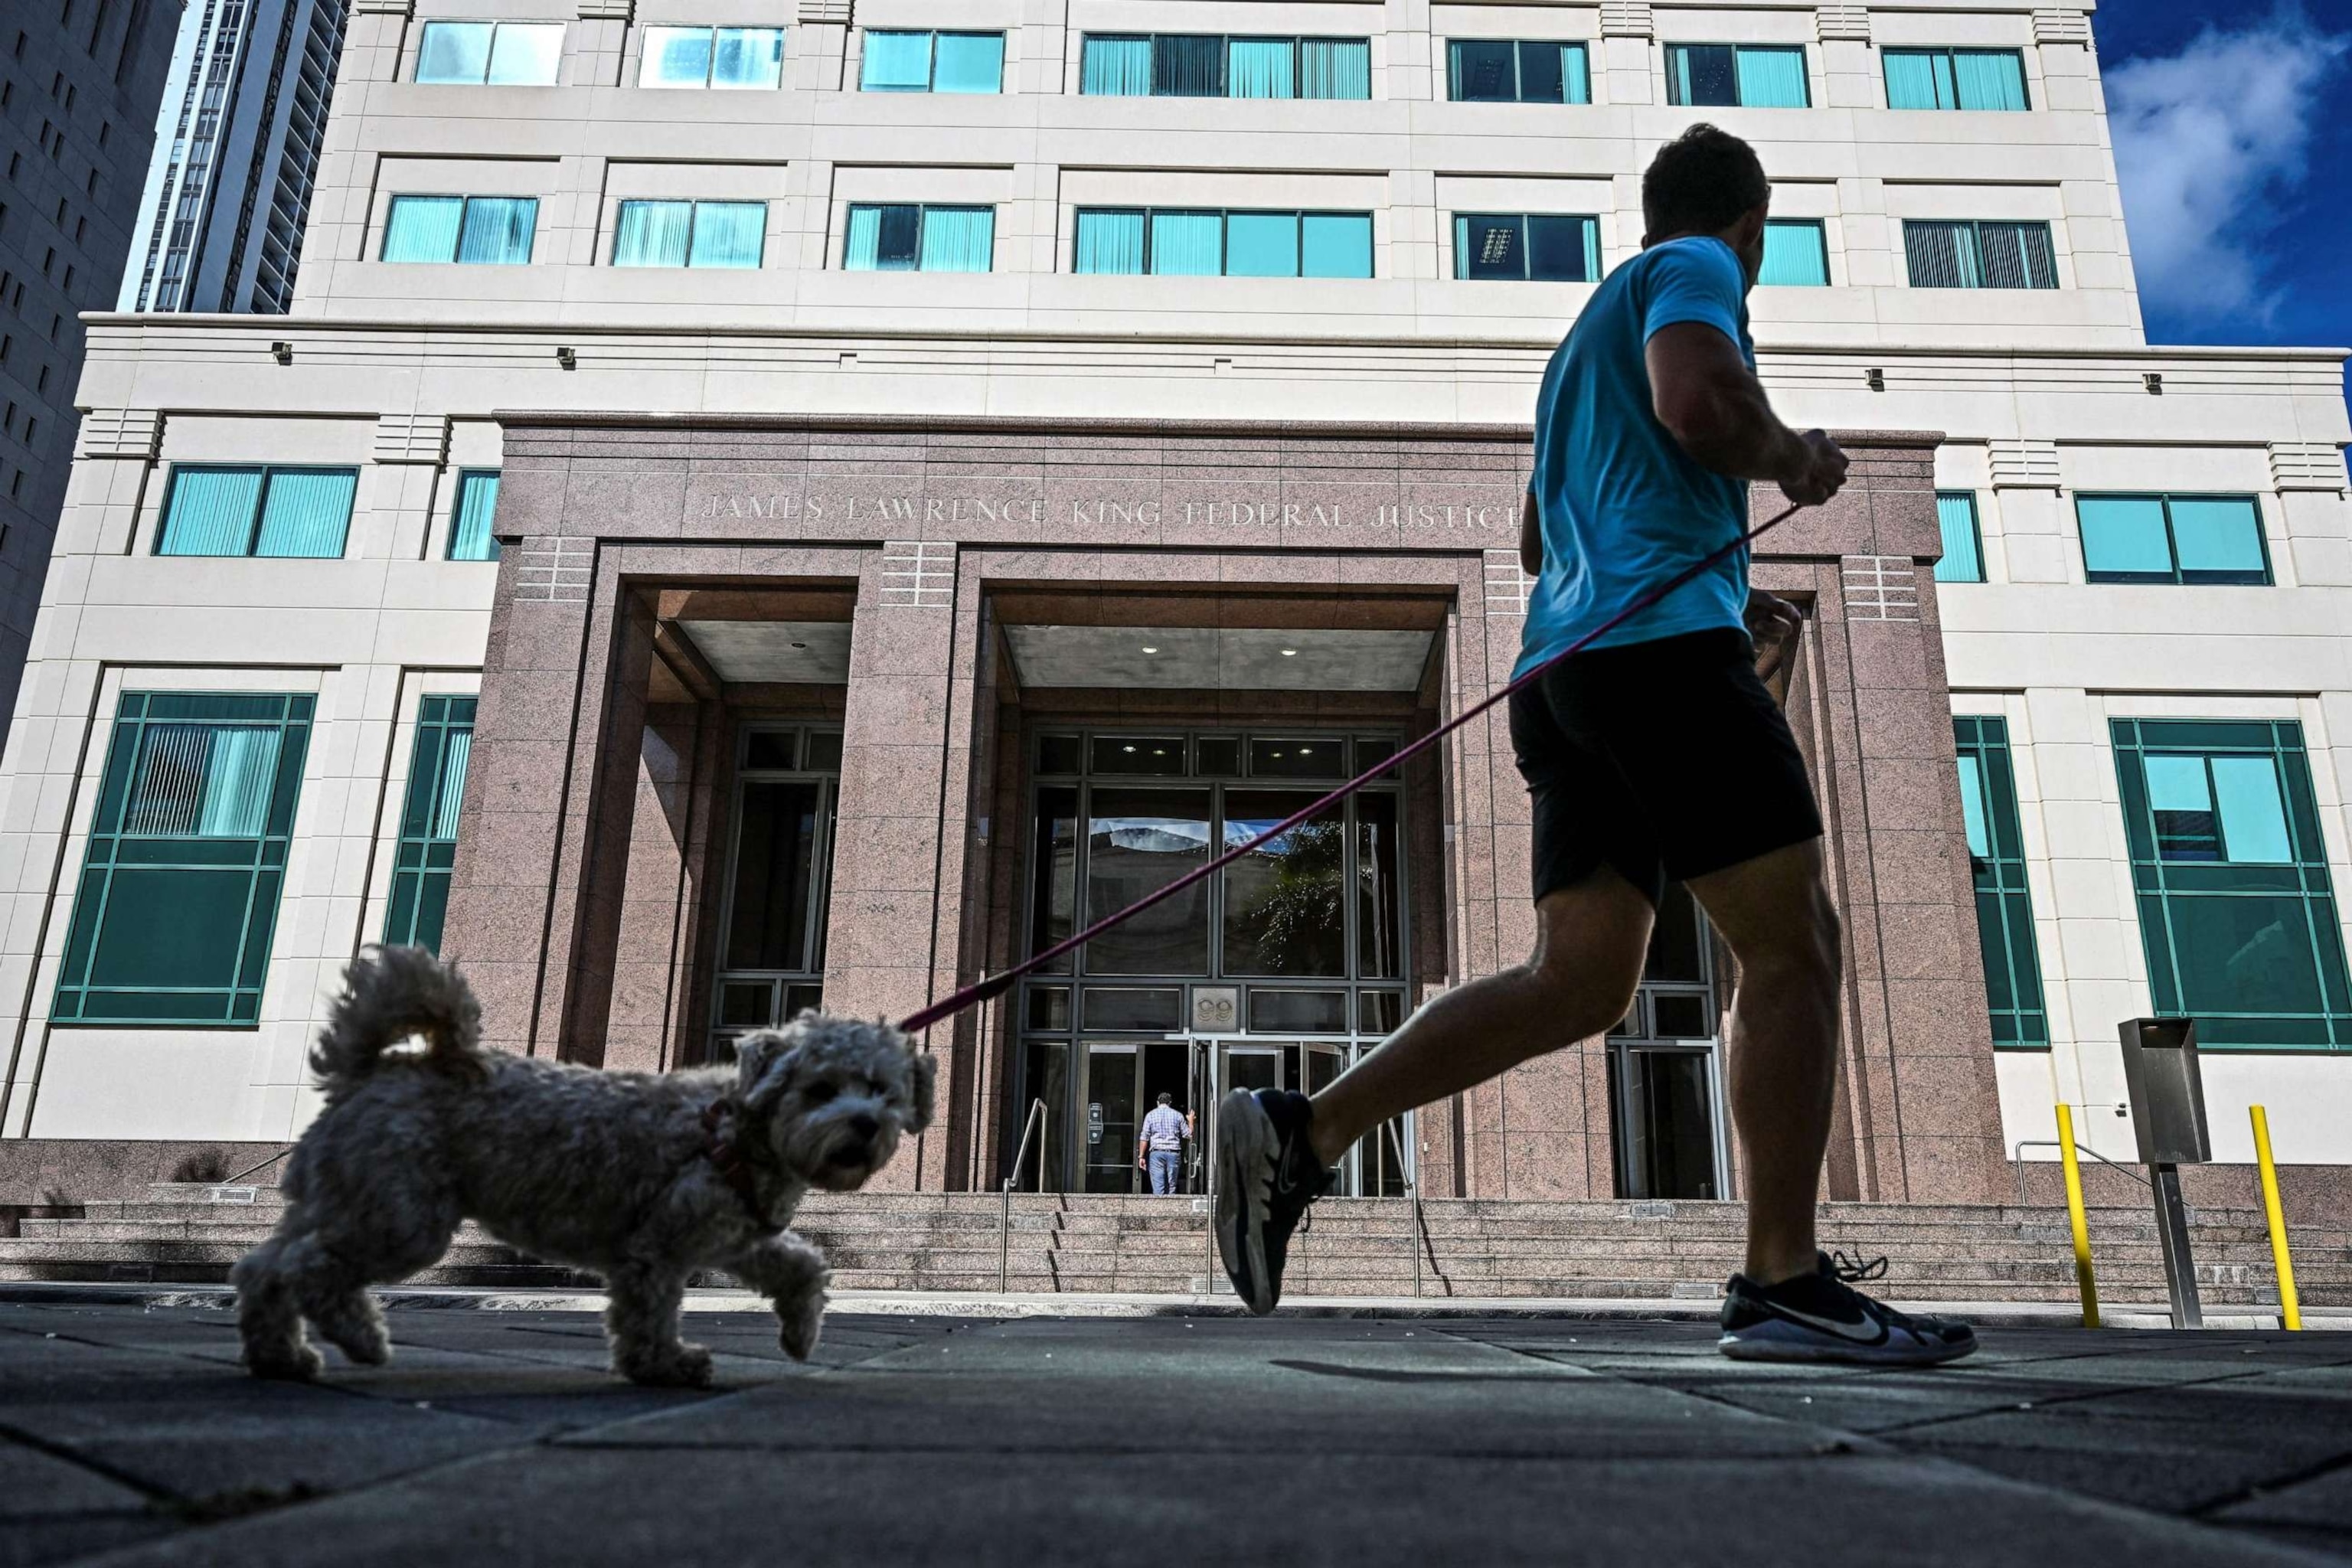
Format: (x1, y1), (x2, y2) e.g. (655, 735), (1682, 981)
(2056, 1102), (2100, 1329)
(2250, 1106), (2302, 1331)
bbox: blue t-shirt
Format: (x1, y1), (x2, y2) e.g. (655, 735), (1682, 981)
(1514, 236), (1756, 678)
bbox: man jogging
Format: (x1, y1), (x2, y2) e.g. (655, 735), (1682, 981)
(1215, 125), (1975, 1367)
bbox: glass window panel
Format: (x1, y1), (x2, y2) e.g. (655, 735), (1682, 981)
(85, 867), (256, 988)
(129, 724), (279, 836)
(416, 21), (493, 83)
(1667, 44), (1736, 106)
(2169, 893), (2328, 1021)
(1075, 209), (1146, 274)
(429, 729), (471, 840)
(1149, 211), (1221, 275)
(1081, 35), (1152, 95)
(1090, 736), (1184, 775)
(2078, 496), (2174, 580)
(1515, 40), (1564, 103)
(844, 204), (881, 270)
(1902, 220), (1978, 289)
(485, 22), (563, 84)
(860, 30), (933, 90)
(1956, 754), (1990, 860)
(724, 778), (825, 970)
(1223, 792), (1347, 977)
(1248, 990), (1348, 1033)
(720, 982), (773, 1027)
(1449, 39), (1516, 101)
(1086, 788), (1211, 975)
(1645, 883), (1707, 985)
(1301, 213), (1372, 278)
(2169, 497), (2266, 580)
(639, 25), (713, 86)
(1227, 38), (1295, 99)
(1249, 737), (1344, 779)
(1759, 220), (1828, 286)
(1083, 987), (1182, 1030)
(1953, 49), (2027, 110)
(1031, 786), (1079, 970)
(1027, 985), (1071, 1031)
(1355, 792), (1403, 979)
(449, 470), (500, 561)
(1977, 221), (2055, 289)
(802, 731), (841, 770)
(1298, 38), (1369, 99)
(2146, 754), (2220, 861)
(612, 198), (691, 266)
(253, 469), (354, 557)
(1881, 48), (1944, 109)
(2213, 756), (2292, 864)
(1651, 993), (1712, 1038)
(710, 27), (783, 87)
(456, 196), (535, 263)
(1457, 214), (1514, 279)
(743, 731), (796, 769)
(688, 201), (766, 268)
(1935, 492), (1983, 583)
(844, 204), (920, 270)
(381, 194), (463, 262)
(1527, 214), (1593, 281)
(1358, 991), (1403, 1034)
(1196, 737), (1242, 775)
(1734, 45), (1808, 106)
(1153, 34), (1223, 96)
(932, 32), (1003, 93)
(1224, 212), (1299, 277)
(1037, 734), (1083, 774)
(918, 206), (994, 272)
(158, 467), (261, 555)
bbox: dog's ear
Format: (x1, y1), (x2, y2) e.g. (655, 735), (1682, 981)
(735, 1030), (799, 1114)
(906, 1048), (936, 1132)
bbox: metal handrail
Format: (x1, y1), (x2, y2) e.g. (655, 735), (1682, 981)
(1383, 1119), (1423, 1298)
(999, 1098), (1047, 1292)
(2012, 1138), (2153, 1207)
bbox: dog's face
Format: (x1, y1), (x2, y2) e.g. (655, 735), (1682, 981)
(736, 1017), (935, 1192)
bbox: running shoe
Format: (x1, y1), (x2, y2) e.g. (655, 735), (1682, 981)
(1718, 1251), (1977, 1367)
(1215, 1088), (1333, 1315)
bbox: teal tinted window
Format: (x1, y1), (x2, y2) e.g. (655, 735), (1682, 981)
(613, 200), (764, 268)
(54, 694), (314, 1027)
(1073, 210), (1372, 278)
(387, 696), (475, 953)
(861, 30), (1002, 92)
(384, 194), (537, 263)
(844, 204), (994, 271)
(1446, 40), (1589, 103)
(2078, 494), (2269, 585)
(639, 25), (782, 87)
(1934, 491), (1983, 583)
(1667, 44), (1808, 106)
(157, 466), (355, 559)
(448, 470), (500, 561)
(1078, 34), (1369, 97)
(2112, 719), (2352, 1050)
(1080, 35), (1151, 94)
(417, 21), (562, 84)
(1903, 219), (2056, 289)
(416, 21), (492, 82)
(1452, 214), (1599, 281)
(1758, 220), (1827, 286)
(1074, 210), (1145, 274)
(1955, 717), (2047, 1047)
(1884, 47), (2027, 110)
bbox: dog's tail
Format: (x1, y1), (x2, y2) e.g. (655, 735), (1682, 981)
(310, 945), (487, 1099)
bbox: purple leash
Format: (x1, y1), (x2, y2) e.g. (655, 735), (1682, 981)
(899, 500), (1808, 1036)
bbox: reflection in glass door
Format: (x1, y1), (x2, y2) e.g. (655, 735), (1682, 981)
(1608, 884), (1728, 1199)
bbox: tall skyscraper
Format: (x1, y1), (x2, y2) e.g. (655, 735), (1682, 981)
(119, 0), (345, 314)
(0, 0), (179, 738)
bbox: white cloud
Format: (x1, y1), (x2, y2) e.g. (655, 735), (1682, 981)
(2107, 9), (2348, 325)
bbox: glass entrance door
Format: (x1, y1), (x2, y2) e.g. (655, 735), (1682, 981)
(1079, 1043), (1142, 1194)
(1608, 884), (1728, 1199)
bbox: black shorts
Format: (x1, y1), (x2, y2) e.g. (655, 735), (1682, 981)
(1508, 628), (1822, 908)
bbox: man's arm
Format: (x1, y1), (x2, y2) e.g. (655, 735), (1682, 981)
(1519, 489), (1542, 578)
(1645, 322), (1847, 505)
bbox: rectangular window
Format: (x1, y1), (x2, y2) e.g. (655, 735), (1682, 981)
(415, 21), (564, 85)
(448, 470), (500, 561)
(386, 695), (475, 953)
(1902, 219), (2056, 289)
(2077, 494), (2269, 586)
(156, 466), (356, 559)
(842, 204), (995, 272)
(1451, 214), (1600, 282)
(637, 25), (784, 89)
(859, 30), (1003, 93)
(381, 194), (537, 264)
(1665, 44), (1808, 107)
(1078, 34), (1370, 99)
(54, 693), (314, 1026)
(2112, 719), (2352, 1050)
(1935, 491), (1984, 583)
(612, 199), (766, 268)
(1955, 717), (2049, 1047)
(1883, 47), (2028, 111)
(1072, 209), (1373, 278)
(1758, 219), (1828, 286)
(1446, 39), (1591, 103)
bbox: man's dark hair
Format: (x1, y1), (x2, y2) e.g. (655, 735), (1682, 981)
(1642, 124), (1769, 244)
(1157, 1092), (1173, 1106)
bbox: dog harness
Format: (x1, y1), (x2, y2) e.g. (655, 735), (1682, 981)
(699, 1100), (777, 1229)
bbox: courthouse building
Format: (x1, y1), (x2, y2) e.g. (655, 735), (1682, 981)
(1, 0), (2347, 1215)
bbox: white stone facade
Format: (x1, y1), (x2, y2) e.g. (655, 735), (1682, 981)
(5, 0), (2349, 1184)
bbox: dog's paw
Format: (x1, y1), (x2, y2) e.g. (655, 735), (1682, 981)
(777, 1293), (826, 1362)
(619, 1342), (714, 1390)
(245, 1342), (325, 1383)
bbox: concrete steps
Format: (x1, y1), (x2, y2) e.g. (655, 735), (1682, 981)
(0, 1185), (2337, 1305)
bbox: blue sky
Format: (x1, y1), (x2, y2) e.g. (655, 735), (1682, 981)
(2097, 1), (2351, 396)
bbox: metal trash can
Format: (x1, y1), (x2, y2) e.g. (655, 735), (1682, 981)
(2118, 1018), (2208, 1326)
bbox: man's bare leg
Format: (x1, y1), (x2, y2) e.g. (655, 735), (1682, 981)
(1684, 839), (1842, 1287)
(1305, 867), (1656, 1169)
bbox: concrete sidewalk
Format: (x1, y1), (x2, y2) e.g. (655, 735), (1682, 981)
(1, 1302), (2349, 1565)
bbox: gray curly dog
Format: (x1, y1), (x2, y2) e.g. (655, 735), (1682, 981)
(232, 946), (933, 1387)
